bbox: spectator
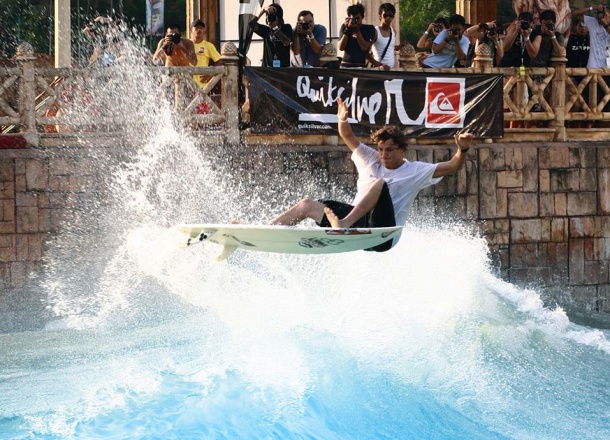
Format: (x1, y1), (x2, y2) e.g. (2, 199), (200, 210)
(566, 20), (591, 128)
(153, 24), (197, 66)
(464, 21), (504, 67)
(421, 14), (469, 68)
(339, 3), (376, 68)
(368, 3), (397, 70)
(530, 10), (564, 67)
(292, 10), (327, 67)
(417, 17), (449, 50)
(566, 20), (590, 68)
(573, 4), (610, 68)
(499, 12), (539, 68)
(249, 3), (293, 67)
(83, 16), (119, 67)
(190, 19), (222, 88)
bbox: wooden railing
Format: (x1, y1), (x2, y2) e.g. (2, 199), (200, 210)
(3, 41), (610, 147)
(0, 43), (240, 146)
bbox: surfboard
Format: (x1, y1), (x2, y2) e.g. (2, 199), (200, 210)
(174, 223), (402, 260)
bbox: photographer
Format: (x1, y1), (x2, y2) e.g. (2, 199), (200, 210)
(83, 16), (119, 67)
(530, 10), (564, 68)
(417, 17), (448, 50)
(499, 12), (539, 68)
(339, 3), (376, 68)
(464, 20), (504, 67)
(292, 10), (327, 67)
(573, 4), (610, 68)
(153, 24), (197, 66)
(249, 3), (293, 67)
(421, 14), (469, 68)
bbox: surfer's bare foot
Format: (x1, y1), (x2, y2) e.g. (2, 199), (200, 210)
(230, 218), (240, 224)
(324, 207), (350, 228)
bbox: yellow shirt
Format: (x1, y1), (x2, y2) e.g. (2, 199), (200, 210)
(193, 40), (222, 88)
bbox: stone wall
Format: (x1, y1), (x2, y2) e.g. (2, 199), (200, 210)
(1, 141), (609, 313)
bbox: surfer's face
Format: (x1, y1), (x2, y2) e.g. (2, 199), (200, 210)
(376, 138), (404, 169)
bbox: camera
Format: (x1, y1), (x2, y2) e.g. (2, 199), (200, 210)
(545, 23), (554, 31)
(350, 18), (359, 25)
(433, 24), (442, 33)
(267, 12), (277, 22)
(487, 27), (497, 36)
(301, 22), (310, 31)
(520, 20), (530, 30)
(598, 7), (606, 20)
(170, 33), (181, 44)
(449, 28), (460, 36)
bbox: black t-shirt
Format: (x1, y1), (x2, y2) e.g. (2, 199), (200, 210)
(500, 28), (540, 67)
(339, 24), (376, 66)
(531, 31), (565, 67)
(566, 34), (590, 68)
(253, 23), (293, 67)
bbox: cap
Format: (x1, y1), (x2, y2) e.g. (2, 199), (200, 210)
(191, 19), (205, 28)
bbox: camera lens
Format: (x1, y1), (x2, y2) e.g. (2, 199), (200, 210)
(433, 25), (441, 33)
(171, 33), (181, 44)
(598, 11), (606, 19)
(487, 28), (497, 36)
(302, 22), (310, 31)
(520, 20), (530, 30)
(450, 28), (459, 36)
(267, 13), (277, 22)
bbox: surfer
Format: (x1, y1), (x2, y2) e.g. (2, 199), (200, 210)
(269, 98), (474, 251)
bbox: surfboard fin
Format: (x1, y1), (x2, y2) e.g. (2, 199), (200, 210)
(216, 246), (238, 261)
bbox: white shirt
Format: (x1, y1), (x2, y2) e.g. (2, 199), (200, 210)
(351, 144), (441, 246)
(584, 15), (610, 68)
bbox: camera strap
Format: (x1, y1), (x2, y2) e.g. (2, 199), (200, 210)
(378, 26), (394, 61)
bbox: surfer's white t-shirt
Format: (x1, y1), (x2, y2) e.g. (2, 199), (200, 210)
(351, 143), (441, 228)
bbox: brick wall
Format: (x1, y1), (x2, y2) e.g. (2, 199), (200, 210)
(1, 141), (609, 313)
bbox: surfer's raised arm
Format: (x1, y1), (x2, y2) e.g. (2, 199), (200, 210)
(337, 98), (360, 152)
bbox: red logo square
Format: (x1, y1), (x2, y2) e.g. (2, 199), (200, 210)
(425, 78), (465, 128)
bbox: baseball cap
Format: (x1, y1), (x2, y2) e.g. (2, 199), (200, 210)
(191, 19), (205, 28)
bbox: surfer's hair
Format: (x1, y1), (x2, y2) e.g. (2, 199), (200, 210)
(371, 126), (408, 150)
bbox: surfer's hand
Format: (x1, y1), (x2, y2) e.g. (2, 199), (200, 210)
(455, 133), (473, 151)
(337, 98), (349, 122)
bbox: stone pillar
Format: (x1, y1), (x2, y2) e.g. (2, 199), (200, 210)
(220, 42), (240, 145)
(15, 42), (39, 148)
(398, 42), (417, 70)
(473, 40), (493, 72)
(550, 47), (568, 141)
(54, 0), (71, 67)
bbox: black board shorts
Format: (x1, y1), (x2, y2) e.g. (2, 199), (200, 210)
(316, 182), (396, 252)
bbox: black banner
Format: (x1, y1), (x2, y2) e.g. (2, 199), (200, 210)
(245, 67), (504, 138)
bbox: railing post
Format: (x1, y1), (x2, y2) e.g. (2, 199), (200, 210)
(473, 40), (493, 73)
(15, 42), (39, 147)
(220, 42), (240, 145)
(550, 46), (568, 141)
(398, 42), (418, 70)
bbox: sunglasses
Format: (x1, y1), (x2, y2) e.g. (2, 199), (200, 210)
(382, 13), (394, 18)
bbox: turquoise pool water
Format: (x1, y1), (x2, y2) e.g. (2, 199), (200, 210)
(1, 223), (609, 439)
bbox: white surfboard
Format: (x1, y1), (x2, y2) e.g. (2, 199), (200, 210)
(174, 223), (402, 260)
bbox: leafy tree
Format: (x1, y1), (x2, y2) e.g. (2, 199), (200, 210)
(0, 1), (53, 57)
(399, 0), (455, 49)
